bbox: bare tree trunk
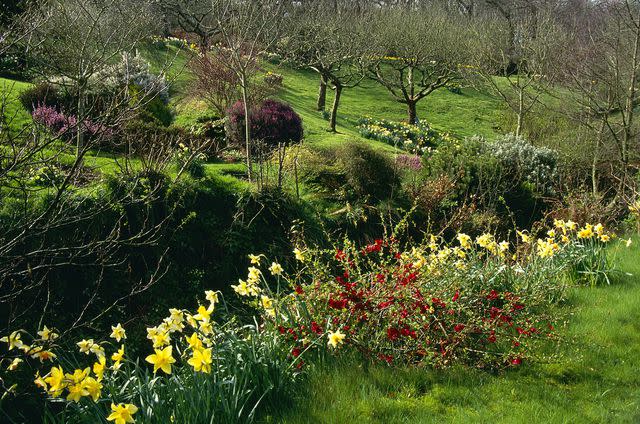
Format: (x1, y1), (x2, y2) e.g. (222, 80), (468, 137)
(592, 119), (606, 196)
(240, 77), (252, 181)
(407, 100), (417, 125)
(329, 84), (342, 132)
(76, 82), (86, 161)
(516, 86), (524, 137)
(317, 74), (327, 111)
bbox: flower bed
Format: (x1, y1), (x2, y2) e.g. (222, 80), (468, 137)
(357, 117), (455, 154)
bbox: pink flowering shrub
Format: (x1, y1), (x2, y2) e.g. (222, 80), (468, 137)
(32, 104), (113, 140)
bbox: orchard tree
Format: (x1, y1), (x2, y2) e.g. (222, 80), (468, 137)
(281, 2), (366, 131)
(366, 8), (469, 124)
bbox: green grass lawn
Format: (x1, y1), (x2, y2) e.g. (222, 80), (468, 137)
(272, 238), (640, 423)
(267, 65), (505, 148)
(0, 77), (32, 130)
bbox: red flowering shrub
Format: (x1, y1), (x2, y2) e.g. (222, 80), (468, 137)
(225, 99), (303, 151)
(234, 221), (617, 369)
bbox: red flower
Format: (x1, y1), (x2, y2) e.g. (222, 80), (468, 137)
(452, 290), (460, 302)
(487, 290), (499, 300)
(291, 347), (302, 357)
(511, 357), (522, 366)
(387, 327), (401, 341)
(311, 321), (323, 335)
(454, 324), (465, 332)
(295, 285), (304, 295)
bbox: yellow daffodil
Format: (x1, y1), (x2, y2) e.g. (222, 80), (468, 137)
(185, 333), (203, 350)
(457, 233), (472, 249)
(151, 331), (170, 349)
(626, 238), (633, 247)
(187, 347), (212, 373)
(1, 331), (24, 351)
(327, 330), (346, 348)
(247, 267), (261, 283)
(93, 356), (106, 381)
(77, 339), (94, 354)
(578, 225), (594, 239)
(268, 262), (283, 275)
(110, 324), (126, 342)
(34, 372), (47, 391)
(7, 357), (22, 371)
(205, 290), (219, 304)
(112, 345), (125, 364)
(194, 305), (213, 322)
(107, 403), (138, 424)
(30, 346), (56, 362)
(294, 247), (306, 262)
(145, 346), (175, 374)
(248, 254), (262, 265)
(37, 326), (58, 341)
(82, 376), (102, 402)
(44, 366), (66, 396)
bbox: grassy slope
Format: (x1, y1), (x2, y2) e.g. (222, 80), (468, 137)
(267, 65), (504, 149)
(274, 238), (640, 424)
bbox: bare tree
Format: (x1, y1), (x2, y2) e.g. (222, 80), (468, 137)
(366, 8), (469, 124)
(281, 3), (366, 131)
(466, 9), (565, 137)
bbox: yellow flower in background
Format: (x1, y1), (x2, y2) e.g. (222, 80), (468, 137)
(187, 347), (212, 373)
(248, 254), (262, 265)
(77, 339), (94, 354)
(37, 326), (58, 341)
(626, 238), (633, 247)
(457, 233), (472, 249)
(1, 331), (24, 351)
(34, 372), (47, 391)
(232, 279), (251, 296)
(269, 262), (284, 275)
(151, 331), (170, 349)
(90, 343), (105, 359)
(145, 346), (175, 374)
(110, 324), (126, 342)
(247, 267), (261, 283)
(327, 330), (346, 348)
(476, 233), (494, 248)
(600, 234), (610, 242)
(205, 290), (219, 304)
(7, 357), (22, 371)
(294, 247), (306, 262)
(93, 356), (106, 381)
(547, 229), (556, 238)
(594, 223), (604, 235)
(199, 320), (213, 335)
(517, 231), (531, 244)
(498, 241), (510, 253)
(107, 403), (138, 424)
(578, 225), (594, 239)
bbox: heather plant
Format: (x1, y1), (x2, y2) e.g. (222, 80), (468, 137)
(31, 104), (113, 141)
(226, 99), (303, 152)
